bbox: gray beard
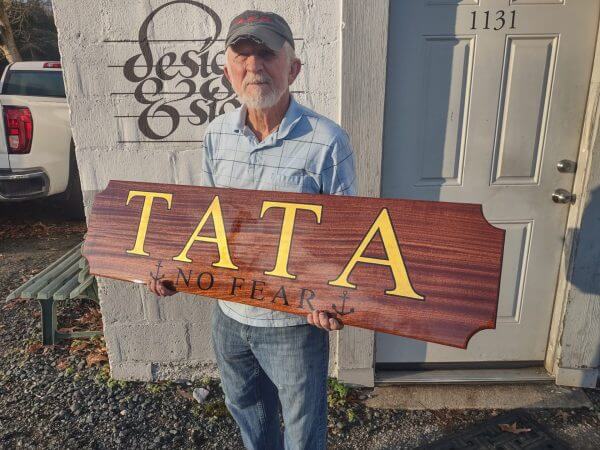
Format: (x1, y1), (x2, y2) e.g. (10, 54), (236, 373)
(237, 84), (287, 109)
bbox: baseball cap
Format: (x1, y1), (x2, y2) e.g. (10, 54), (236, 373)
(225, 10), (294, 51)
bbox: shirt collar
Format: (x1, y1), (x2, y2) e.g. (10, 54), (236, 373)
(233, 103), (247, 133)
(233, 95), (304, 140)
(276, 95), (303, 140)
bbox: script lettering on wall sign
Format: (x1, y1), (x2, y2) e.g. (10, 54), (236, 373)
(108, 0), (304, 144)
(84, 180), (506, 349)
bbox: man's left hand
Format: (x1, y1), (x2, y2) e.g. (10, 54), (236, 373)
(307, 310), (344, 331)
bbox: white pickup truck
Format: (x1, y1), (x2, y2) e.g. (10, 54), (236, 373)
(0, 61), (82, 217)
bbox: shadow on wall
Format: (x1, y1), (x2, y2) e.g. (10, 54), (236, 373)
(566, 186), (600, 295)
(565, 185), (600, 379)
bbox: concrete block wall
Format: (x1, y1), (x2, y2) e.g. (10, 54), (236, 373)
(52, 0), (342, 381)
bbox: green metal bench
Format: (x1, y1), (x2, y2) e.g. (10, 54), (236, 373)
(6, 242), (101, 345)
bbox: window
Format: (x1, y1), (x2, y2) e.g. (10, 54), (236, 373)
(2, 70), (66, 98)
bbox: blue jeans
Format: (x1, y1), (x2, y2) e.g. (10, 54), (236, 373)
(211, 304), (329, 450)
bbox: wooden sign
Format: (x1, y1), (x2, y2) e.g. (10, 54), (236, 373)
(83, 180), (505, 348)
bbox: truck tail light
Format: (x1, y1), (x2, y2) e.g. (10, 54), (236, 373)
(43, 62), (61, 69)
(4, 106), (33, 154)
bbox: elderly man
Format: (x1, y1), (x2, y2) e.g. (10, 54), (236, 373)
(149, 10), (356, 450)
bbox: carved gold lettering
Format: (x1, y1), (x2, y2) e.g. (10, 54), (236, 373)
(328, 208), (423, 299)
(126, 190), (173, 257)
(260, 201), (322, 279)
(173, 196), (238, 269)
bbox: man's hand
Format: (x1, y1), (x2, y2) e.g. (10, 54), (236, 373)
(148, 278), (177, 296)
(307, 310), (344, 331)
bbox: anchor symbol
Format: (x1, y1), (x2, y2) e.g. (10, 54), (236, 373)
(332, 291), (354, 316)
(150, 260), (165, 282)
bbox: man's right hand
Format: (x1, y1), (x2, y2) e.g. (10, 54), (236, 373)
(148, 278), (177, 296)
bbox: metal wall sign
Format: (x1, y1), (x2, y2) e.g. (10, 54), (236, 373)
(83, 180), (505, 348)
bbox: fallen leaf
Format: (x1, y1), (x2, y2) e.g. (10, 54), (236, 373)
(177, 388), (195, 401)
(32, 222), (49, 235)
(498, 422), (531, 434)
(41, 345), (58, 355)
(86, 349), (109, 367)
(75, 307), (103, 329)
(56, 358), (70, 370)
(26, 342), (43, 354)
(2, 297), (27, 311)
(69, 341), (92, 354)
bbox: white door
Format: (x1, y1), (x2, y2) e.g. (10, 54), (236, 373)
(378, 0), (599, 363)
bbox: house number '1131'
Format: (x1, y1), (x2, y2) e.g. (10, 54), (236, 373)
(471, 10), (517, 31)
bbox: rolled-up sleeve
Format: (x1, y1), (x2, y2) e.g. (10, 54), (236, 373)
(320, 131), (357, 196)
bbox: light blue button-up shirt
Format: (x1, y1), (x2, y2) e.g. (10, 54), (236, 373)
(201, 96), (356, 327)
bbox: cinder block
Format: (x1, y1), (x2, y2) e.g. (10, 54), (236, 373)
(82, 189), (98, 222)
(98, 278), (144, 324)
(102, 322), (122, 364)
(108, 322), (189, 362)
(139, 290), (161, 322)
(152, 361), (219, 381)
(157, 292), (213, 324)
(187, 319), (216, 361)
(556, 366), (599, 388)
(110, 361), (154, 381)
(76, 147), (178, 192)
(170, 149), (204, 186)
(69, 99), (121, 150)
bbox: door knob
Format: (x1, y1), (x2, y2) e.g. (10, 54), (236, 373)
(552, 189), (573, 204)
(557, 160), (577, 173)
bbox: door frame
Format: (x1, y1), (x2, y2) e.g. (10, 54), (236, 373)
(336, 0), (389, 388)
(545, 9), (600, 388)
(338, 0), (600, 387)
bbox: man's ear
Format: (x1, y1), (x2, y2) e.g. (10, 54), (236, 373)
(288, 58), (301, 85)
(223, 64), (232, 83)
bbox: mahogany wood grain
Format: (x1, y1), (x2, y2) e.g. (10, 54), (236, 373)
(83, 180), (505, 348)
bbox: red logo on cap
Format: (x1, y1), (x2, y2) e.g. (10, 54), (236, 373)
(234, 15), (273, 25)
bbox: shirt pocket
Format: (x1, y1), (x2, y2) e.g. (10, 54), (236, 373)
(268, 171), (320, 194)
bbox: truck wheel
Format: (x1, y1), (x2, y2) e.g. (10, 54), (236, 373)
(56, 147), (85, 220)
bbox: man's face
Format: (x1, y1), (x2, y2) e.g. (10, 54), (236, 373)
(224, 39), (300, 109)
